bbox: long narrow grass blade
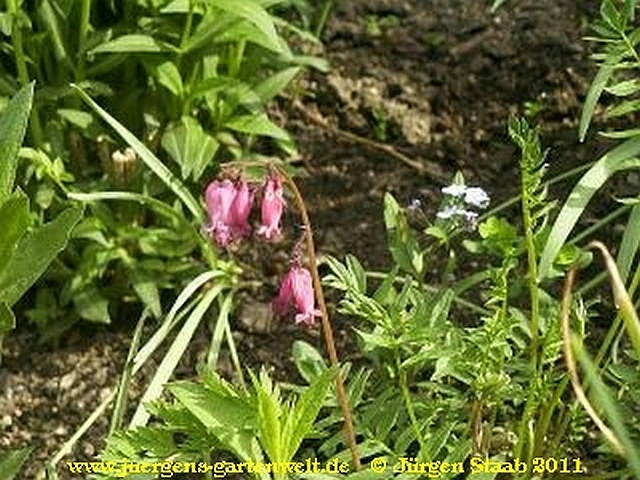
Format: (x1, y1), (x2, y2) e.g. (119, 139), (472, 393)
(616, 204), (640, 284)
(538, 138), (640, 280)
(109, 308), (149, 435)
(579, 59), (619, 142)
(133, 271), (222, 373)
(130, 283), (225, 427)
(560, 269), (623, 454)
(589, 241), (640, 357)
(207, 292), (233, 370)
(70, 84), (204, 223)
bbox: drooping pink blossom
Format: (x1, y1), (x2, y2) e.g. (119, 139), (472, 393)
(228, 179), (253, 240)
(272, 266), (320, 327)
(205, 178), (254, 247)
(205, 179), (237, 247)
(258, 173), (285, 241)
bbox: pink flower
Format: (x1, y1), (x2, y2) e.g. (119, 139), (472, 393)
(272, 266), (321, 327)
(205, 178), (253, 247)
(258, 174), (285, 241)
(228, 180), (253, 240)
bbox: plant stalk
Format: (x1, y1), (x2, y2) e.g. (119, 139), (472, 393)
(276, 165), (361, 471)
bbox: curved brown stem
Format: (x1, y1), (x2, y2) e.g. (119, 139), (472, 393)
(276, 165), (361, 471)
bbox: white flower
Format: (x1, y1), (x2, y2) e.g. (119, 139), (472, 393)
(441, 184), (467, 197)
(464, 187), (490, 209)
(436, 205), (464, 219)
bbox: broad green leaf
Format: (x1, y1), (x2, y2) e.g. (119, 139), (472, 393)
(254, 67), (300, 102)
(73, 286), (111, 323)
(538, 137), (640, 280)
(161, 117), (219, 181)
(0, 206), (82, 307)
(0, 447), (31, 480)
(225, 113), (290, 140)
(0, 302), (15, 334)
(130, 270), (162, 319)
(214, 0), (287, 56)
(285, 367), (336, 460)
(292, 340), (327, 383)
(0, 191), (31, 273)
(0, 82), (33, 202)
(72, 85), (204, 223)
(57, 108), (93, 130)
(90, 34), (169, 54)
(155, 61), (183, 98)
(383, 193), (424, 277)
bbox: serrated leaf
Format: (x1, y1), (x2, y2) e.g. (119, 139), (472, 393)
(285, 367), (336, 459)
(0, 82), (33, 202)
(0, 206), (82, 307)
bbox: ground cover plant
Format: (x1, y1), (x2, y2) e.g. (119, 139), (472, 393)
(1, 0), (640, 479)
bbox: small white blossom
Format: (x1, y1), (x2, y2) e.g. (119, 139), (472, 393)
(441, 184), (467, 197)
(436, 205), (464, 219)
(463, 187), (490, 209)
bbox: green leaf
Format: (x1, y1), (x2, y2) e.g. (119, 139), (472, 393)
(617, 204), (640, 283)
(0, 82), (33, 202)
(0, 302), (15, 334)
(214, 0), (287, 56)
(0, 447), (32, 480)
(57, 108), (93, 130)
(0, 191), (31, 275)
(155, 61), (183, 98)
(73, 286), (111, 323)
(538, 137), (640, 280)
(130, 270), (162, 319)
(292, 340), (327, 383)
(579, 59), (619, 141)
(90, 34), (169, 54)
(161, 117), (219, 181)
(285, 367), (336, 460)
(604, 78), (640, 96)
(0, 206), (82, 307)
(225, 113), (290, 140)
(254, 67), (300, 103)
(383, 193), (424, 277)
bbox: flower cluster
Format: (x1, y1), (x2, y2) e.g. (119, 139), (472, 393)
(204, 173), (284, 247)
(437, 183), (490, 228)
(204, 169), (320, 327)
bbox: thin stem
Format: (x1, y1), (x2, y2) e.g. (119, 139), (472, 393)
(76, 0), (92, 81)
(7, 0), (44, 146)
(397, 356), (428, 458)
(276, 165), (361, 471)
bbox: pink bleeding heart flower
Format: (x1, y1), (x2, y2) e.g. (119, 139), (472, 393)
(205, 178), (253, 247)
(228, 179), (253, 240)
(272, 266), (321, 327)
(258, 173), (285, 241)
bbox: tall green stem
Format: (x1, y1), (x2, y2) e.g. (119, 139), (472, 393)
(76, 0), (92, 82)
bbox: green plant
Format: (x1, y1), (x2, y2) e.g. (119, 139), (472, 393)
(1, 0), (327, 335)
(0, 82), (81, 357)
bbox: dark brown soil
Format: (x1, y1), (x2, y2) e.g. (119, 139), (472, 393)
(1, 1), (609, 478)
